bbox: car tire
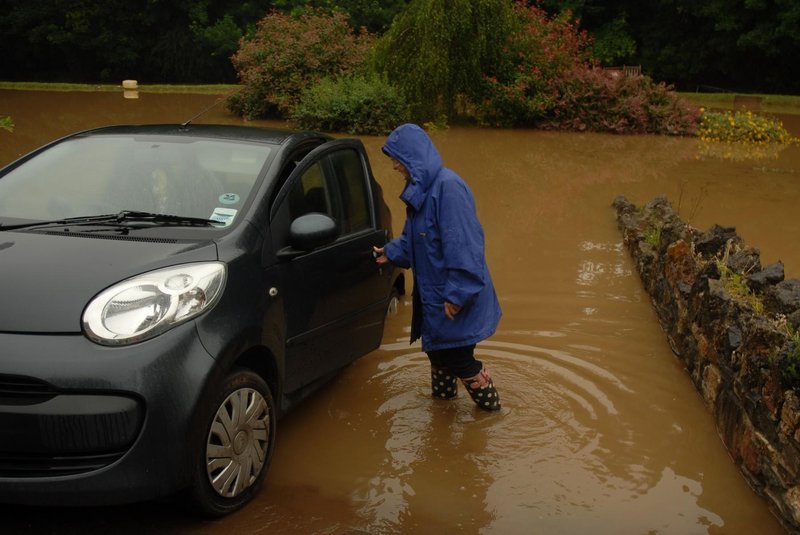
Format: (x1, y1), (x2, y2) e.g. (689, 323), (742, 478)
(188, 368), (276, 517)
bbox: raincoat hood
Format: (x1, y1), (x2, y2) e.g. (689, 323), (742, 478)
(382, 124), (443, 211)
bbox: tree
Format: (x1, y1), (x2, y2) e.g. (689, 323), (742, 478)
(532, 0), (800, 92)
(688, 0), (800, 92)
(0, 0), (272, 83)
(0, 0), (144, 81)
(538, 0), (637, 65)
(271, 0), (410, 32)
(373, 0), (514, 121)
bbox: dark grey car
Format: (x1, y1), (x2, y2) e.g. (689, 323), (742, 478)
(0, 124), (404, 515)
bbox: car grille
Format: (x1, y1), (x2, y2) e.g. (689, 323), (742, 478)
(0, 375), (143, 477)
(0, 374), (58, 405)
(0, 451), (125, 477)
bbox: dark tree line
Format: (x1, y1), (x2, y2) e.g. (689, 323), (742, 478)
(0, 0), (407, 83)
(1, 0), (798, 93)
(540, 0), (800, 93)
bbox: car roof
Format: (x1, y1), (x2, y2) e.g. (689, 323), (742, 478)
(73, 123), (332, 147)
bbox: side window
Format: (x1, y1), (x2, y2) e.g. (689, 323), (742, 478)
(272, 146), (372, 251)
(329, 149), (371, 235)
(287, 162), (331, 220)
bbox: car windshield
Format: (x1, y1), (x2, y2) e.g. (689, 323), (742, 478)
(0, 134), (273, 229)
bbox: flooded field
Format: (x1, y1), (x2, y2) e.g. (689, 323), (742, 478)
(1, 89), (798, 534)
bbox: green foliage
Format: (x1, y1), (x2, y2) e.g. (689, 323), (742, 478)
(0, 0), (253, 82)
(228, 8), (374, 119)
(192, 14), (242, 59)
(690, 0), (800, 92)
(643, 224), (661, 248)
(474, 3), (594, 127)
(782, 326), (800, 390)
(373, 0), (513, 121)
(291, 75), (409, 135)
(698, 110), (797, 145)
(271, 0), (410, 32)
(715, 259), (765, 315)
(0, 116), (13, 133)
(523, 0), (800, 93)
(2, 0), (800, 93)
(474, 4), (697, 134)
(590, 17), (637, 65)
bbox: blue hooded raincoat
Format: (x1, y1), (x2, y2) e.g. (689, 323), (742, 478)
(382, 124), (502, 352)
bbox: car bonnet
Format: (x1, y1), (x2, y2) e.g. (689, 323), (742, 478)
(0, 231), (218, 333)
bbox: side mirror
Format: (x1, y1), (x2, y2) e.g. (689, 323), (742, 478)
(288, 213), (338, 251)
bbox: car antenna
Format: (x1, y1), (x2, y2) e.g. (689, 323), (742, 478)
(180, 88), (240, 128)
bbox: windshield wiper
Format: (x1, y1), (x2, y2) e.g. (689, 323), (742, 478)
(0, 210), (220, 231)
(0, 213), (122, 231)
(112, 210), (220, 227)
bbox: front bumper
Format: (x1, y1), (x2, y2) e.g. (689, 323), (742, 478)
(0, 322), (217, 506)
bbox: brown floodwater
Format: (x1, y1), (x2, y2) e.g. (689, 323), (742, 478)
(1, 89), (799, 534)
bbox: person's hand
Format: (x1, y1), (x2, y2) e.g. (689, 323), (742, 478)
(444, 301), (461, 320)
(373, 245), (389, 265)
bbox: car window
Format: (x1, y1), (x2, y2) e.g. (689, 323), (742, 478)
(279, 148), (372, 237)
(272, 146), (374, 252)
(287, 162), (331, 220)
(329, 148), (371, 235)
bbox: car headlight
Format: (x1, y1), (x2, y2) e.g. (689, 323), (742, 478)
(83, 262), (226, 345)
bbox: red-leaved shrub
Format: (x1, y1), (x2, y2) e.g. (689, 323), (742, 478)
(541, 67), (700, 135)
(476, 1), (699, 135)
(475, 2), (592, 127)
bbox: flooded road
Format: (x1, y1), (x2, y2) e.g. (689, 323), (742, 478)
(1, 89), (799, 534)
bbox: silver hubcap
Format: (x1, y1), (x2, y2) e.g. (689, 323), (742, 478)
(206, 387), (270, 498)
(387, 295), (399, 316)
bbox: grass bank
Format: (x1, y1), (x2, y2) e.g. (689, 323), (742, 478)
(0, 81), (238, 94)
(5, 82), (797, 105)
(679, 92), (800, 114)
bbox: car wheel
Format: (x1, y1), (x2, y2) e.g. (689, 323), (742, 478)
(386, 288), (400, 317)
(189, 368), (276, 517)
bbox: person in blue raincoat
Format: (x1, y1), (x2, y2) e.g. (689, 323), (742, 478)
(373, 123), (502, 411)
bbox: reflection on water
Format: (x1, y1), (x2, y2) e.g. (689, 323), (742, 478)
(696, 138), (796, 162)
(1, 89), (797, 534)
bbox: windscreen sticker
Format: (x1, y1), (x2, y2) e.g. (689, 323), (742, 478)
(219, 193), (240, 205)
(210, 207), (237, 227)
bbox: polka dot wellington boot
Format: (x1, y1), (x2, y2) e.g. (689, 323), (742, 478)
(462, 368), (501, 411)
(431, 366), (458, 400)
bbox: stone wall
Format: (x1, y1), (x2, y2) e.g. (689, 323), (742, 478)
(613, 196), (800, 533)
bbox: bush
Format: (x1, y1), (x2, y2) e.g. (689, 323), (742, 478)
(475, 2), (698, 135)
(540, 68), (700, 135)
(228, 8), (374, 119)
(291, 75), (409, 135)
(474, 2), (593, 127)
(698, 109), (797, 144)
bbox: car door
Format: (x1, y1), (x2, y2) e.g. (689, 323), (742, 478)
(269, 139), (389, 393)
